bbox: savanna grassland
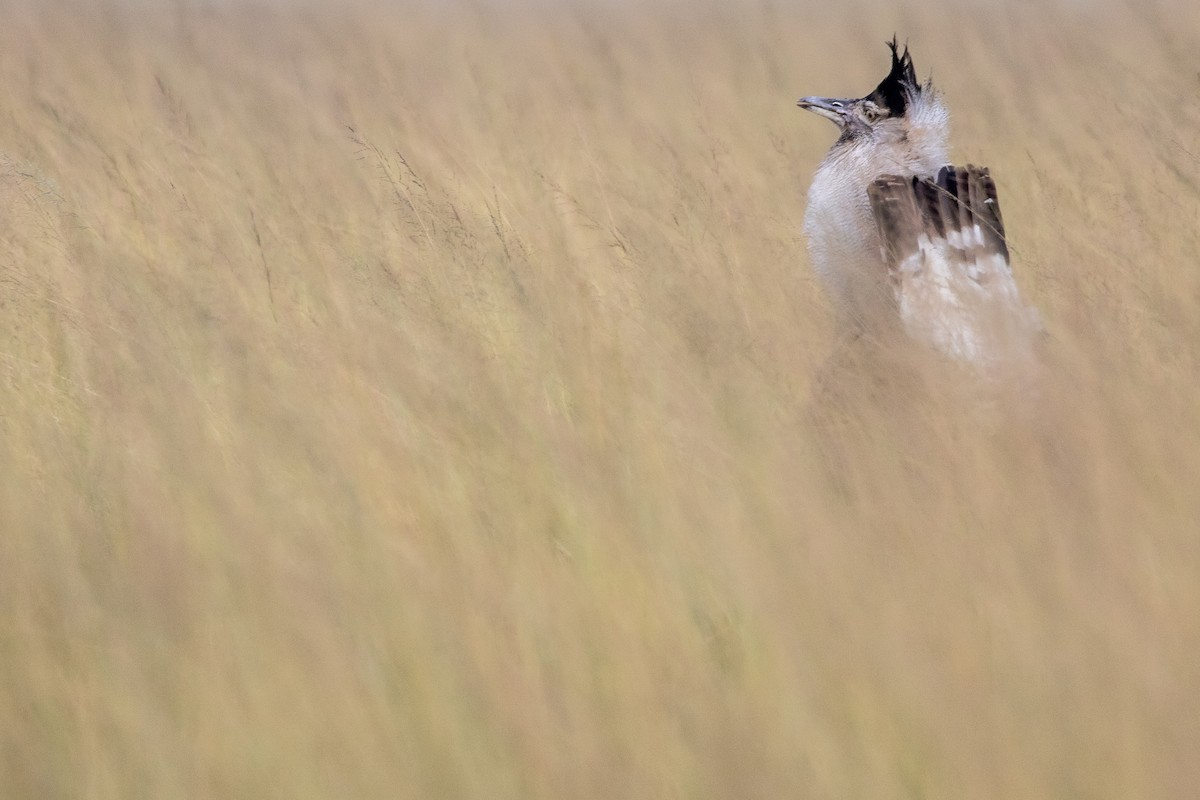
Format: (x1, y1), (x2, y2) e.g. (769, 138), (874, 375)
(2, 0), (1198, 797)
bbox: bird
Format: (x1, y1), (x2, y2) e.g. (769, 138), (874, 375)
(797, 39), (1040, 369)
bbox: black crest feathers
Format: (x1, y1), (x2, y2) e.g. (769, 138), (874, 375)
(868, 37), (919, 117)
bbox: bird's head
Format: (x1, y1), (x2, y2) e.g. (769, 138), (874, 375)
(797, 38), (927, 147)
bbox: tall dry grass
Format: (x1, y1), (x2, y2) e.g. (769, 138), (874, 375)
(1, 0), (1198, 797)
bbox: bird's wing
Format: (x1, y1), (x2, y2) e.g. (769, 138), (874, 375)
(867, 165), (1040, 365)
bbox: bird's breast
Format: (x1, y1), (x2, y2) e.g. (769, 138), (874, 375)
(803, 165), (892, 326)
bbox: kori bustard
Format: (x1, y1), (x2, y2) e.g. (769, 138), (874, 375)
(798, 39), (1040, 367)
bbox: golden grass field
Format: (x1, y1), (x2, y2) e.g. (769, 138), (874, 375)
(2, 0), (1198, 797)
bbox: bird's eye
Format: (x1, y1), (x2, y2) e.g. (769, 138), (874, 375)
(863, 106), (882, 122)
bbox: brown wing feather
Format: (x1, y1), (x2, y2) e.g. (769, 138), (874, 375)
(866, 173), (922, 288)
(868, 165), (1010, 276)
(867, 165), (1038, 364)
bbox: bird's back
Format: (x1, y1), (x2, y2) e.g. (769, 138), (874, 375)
(868, 165), (1041, 366)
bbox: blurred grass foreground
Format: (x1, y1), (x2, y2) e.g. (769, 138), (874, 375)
(2, 0), (1198, 797)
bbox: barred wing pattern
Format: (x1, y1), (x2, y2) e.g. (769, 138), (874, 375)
(868, 165), (1040, 366)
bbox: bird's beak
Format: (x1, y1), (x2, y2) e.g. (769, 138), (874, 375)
(796, 96), (854, 127)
